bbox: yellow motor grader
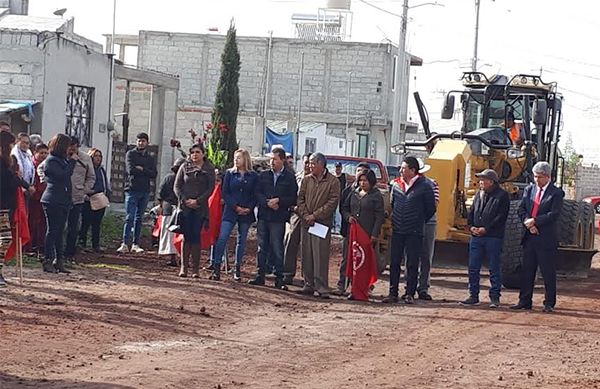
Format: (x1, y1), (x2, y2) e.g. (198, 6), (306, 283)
(394, 73), (596, 288)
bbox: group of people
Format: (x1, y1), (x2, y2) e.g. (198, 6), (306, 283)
(0, 123), (562, 311)
(0, 122), (111, 286)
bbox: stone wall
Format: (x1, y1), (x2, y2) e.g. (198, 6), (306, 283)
(575, 164), (600, 201)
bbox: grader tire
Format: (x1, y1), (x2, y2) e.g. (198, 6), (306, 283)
(580, 202), (596, 250)
(501, 199), (524, 289)
(559, 200), (582, 247)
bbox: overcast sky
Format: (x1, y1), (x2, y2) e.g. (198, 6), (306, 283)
(29, 0), (600, 162)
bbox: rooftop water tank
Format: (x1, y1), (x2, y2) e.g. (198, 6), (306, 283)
(327, 0), (351, 10)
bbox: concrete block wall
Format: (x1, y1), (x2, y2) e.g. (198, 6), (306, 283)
(575, 164), (600, 200)
(138, 31), (394, 119)
(0, 30), (44, 101)
(112, 80), (153, 144)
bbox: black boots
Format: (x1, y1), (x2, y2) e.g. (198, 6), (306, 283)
(209, 266), (221, 281)
(42, 259), (55, 273)
(190, 244), (201, 278)
(248, 275), (265, 286)
(53, 258), (71, 274)
(233, 265), (241, 282)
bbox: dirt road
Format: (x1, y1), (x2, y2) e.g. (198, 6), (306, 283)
(1, 234), (600, 388)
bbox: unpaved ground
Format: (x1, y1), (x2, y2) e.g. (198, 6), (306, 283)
(1, 233), (600, 389)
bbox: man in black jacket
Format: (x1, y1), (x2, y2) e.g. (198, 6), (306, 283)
(462, 169), (509, 308)
(511, 162), (564, 313)
(384, 156), (436, 304)
(249, 147), (298, 289)
(117, 132), (157, 254)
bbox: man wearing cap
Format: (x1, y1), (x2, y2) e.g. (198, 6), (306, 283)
(416, 159), (439, 300)
(333, 162), (347, 234)
(462, 168), (509, 308)
(117, 132), (157, 254)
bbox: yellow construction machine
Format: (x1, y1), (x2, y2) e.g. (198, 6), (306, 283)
(394, 73), (596, 288)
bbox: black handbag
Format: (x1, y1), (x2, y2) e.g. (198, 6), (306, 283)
(168, 206), (185, 233)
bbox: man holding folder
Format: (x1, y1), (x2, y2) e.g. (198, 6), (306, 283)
(297, 153), (340, 298)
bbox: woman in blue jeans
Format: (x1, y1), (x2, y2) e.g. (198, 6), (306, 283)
(210, 149), (257, 281)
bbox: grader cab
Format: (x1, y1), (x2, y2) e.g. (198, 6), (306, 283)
(395, 73), (596, 288)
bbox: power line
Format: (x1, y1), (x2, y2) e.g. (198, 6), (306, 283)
(355, 0), (403, 18)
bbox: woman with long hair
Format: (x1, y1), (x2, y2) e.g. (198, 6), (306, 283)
(210, 149), (257, 281)
(79, 148), (111, 253)
(27, 143), (49, 254)
(0, 131), (19, 287)
(174, 143), (215, 278)
(41, 134), (75, 273)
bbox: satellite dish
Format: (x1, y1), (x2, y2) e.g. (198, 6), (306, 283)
(53, 8), (67, 17)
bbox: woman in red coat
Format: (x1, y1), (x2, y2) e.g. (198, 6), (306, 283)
(27, 143), (48, 254)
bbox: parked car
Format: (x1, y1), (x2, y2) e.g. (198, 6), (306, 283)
(583, 196), (600, 214)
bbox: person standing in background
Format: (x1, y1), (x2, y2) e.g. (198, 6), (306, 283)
(117, 132), (157, 254)
(27, 143), (48, 254)
(64, 136), (95, 263)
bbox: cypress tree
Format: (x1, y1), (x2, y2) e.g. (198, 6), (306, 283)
(210, 19), (240, 166)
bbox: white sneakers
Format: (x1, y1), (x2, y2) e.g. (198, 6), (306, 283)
(117, 243), (144, 254)
(116, 243), (129, 253)
(131, 244), (144, 253)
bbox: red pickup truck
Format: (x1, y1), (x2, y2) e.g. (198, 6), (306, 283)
(325, 155), (390, 189)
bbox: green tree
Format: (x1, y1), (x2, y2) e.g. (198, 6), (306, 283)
(562, 132), (581, 186)
(210, 20), (240, 167)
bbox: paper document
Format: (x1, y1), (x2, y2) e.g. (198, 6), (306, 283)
(308, 222), (329, 239)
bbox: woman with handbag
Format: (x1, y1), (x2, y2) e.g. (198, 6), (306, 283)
(157, 158), (186, 266)
(79, 148), (111, 253)
(174, 143), (215, 278)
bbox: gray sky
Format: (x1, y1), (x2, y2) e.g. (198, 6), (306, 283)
(29, 0), (600, 161)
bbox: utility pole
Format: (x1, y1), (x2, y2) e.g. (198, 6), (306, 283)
(472, 0), (481, 72)
(391, 0), (409, 165)
(295, 52), (304, 160)
(345, 71), (352, 155)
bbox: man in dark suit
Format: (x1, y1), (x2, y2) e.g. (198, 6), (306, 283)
(250, 146), (298, 290)
(511, 161), (564, 313)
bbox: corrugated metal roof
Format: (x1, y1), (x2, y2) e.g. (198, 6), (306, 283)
(0, 14), (66, 32)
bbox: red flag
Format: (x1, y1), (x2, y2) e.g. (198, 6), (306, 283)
(345, 223), (378, 301)
(152, 215), (162, 239)
(4, 189), (30, 262)
(200, 183), (222, 250)
(174, 183), (223, 255)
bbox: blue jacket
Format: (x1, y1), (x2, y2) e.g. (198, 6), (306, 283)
(518, 183), (564, 249)
(222, 169), (258, 224)
(41, 153), (75, 208)
(390, 175), (436, 235)
(255, 168), (298, 223)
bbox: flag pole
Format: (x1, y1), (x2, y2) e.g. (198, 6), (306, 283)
(15, 224), (22, 285)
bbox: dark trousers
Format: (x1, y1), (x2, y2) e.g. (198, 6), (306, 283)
(389, 232), (423, 297)
(256, 220), (286, 279)
(64, 203), (83, 257)
(43, 203), (69, 262)
(468, 236), (503, 298)
(519, 242), (557, 307)
(182, 212), (203, 245)
(79, 202), (106, 249)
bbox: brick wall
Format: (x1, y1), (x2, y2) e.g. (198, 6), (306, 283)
(0, 30), (44, 101)
(575, 164), (600, 200)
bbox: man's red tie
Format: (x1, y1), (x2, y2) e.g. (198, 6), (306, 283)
(531, 187), (542, 218)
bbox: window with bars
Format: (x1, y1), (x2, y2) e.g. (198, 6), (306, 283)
(65, 84), (94, 147)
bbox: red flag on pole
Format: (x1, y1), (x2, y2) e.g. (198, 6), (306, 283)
(345, 223), (378, 301)
(4, 188), (30, 262)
